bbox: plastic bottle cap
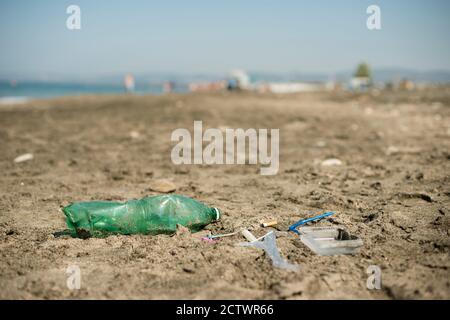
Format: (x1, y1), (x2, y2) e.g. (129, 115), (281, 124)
(213, 208), (220, 221)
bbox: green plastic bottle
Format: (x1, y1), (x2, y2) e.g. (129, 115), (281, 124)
(62, 194), (220, 238)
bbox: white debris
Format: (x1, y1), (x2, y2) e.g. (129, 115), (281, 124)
(241, 229), (257, 242)
(321, 158), (343, 166)
(14, 153), (34, 163)
(386, 146), (421, 155)
(316, 140), (327, 148)
(129, 131), (140, 139)
(386, 146), (399, 155)
(364, 107), (374, 115)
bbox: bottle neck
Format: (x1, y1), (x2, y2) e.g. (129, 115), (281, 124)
(212, 207), (220, 221)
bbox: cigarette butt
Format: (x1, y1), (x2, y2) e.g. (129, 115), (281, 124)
(261, 220), (278, 227)
(241, 229), (257, 242)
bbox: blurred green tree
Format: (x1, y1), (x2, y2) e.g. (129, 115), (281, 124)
(354, 63), (372, 79)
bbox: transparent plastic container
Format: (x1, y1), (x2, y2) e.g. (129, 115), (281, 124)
(298, 227), (363, 256)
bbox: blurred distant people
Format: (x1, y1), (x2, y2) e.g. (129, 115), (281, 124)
(230, 69), (250, 90)
(188, 81), (226, 92)
(163, 81), (174, 94)
(398, 79), (415, 91)
(123, 74), (135, 93)
(227, 78), (238, 91)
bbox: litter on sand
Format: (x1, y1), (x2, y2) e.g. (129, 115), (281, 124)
(289, 212), (335, 235)
(205, 228), (273, 242)
(297, 227), (363, 256)
(62, 194), (220, 238)
(261, 220), (278, 227)
(288, 212), (363, 255)
(253, 231), (273, 242)
(239, 231), (300, 271)
(241, 229), (274, 242)
(206, 231), (239, 239)
(241, 228), (258, 242)
(60, 186), (360, 262)
(201, 237), (217, 243)
(208, 231), (239, 239)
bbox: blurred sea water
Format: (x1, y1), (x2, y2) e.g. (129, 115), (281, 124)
(0, 81), (189, 103)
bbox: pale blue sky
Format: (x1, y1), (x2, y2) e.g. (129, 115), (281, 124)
(1, 0), (449, 79)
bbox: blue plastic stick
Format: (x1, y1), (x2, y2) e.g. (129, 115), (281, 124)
(288, 212), (335, 235)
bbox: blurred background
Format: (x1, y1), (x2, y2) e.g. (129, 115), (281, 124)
(1, 0), (450, 99)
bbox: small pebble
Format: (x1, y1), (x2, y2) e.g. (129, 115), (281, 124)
(14, 153), (34, 163)
(321, 158), (343, 166)
(149, 180), (176, 193)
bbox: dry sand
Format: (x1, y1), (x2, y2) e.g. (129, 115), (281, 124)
(0, 89), (449, 299)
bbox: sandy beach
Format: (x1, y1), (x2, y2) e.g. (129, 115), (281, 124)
(0, 89), (449, 299)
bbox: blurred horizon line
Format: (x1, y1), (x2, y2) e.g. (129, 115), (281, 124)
(2, 66), (450, 85)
